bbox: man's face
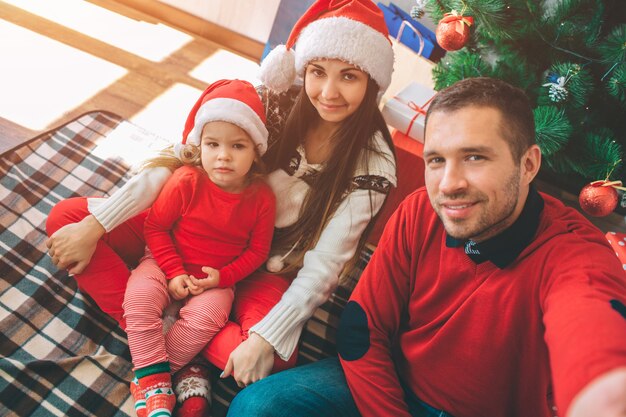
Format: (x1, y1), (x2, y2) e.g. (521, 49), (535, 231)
(424, 106), (529, 242)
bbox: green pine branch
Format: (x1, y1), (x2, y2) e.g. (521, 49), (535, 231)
(423, 0), (625, 183)
(533, 106), (572, 156)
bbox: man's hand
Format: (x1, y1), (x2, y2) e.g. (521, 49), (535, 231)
(168, 274), (191, 300)
(221, 333), (275, 388)
(46, 215), (105, 274)
(567, 367), (626, 417)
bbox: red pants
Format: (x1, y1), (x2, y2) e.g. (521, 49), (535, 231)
(201, 270), (298, 373)
(46, 197), (298, 370)
(46, 197), (147, 328)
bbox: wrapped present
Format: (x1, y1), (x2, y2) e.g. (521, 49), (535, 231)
(377, 2), (445, 61)
(381, 82), (436, 143)
(606, 232), (626, 269)
(263, 0), (315, 59)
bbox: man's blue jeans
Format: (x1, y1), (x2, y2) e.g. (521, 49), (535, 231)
(227, 357), (453, 417)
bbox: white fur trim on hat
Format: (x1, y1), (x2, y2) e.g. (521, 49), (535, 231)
(258, 44), (297, 94)
(186, 98), (269, 155)
(295, 16), (394, 93)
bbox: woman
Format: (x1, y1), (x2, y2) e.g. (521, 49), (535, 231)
(46, 0), (396, 415)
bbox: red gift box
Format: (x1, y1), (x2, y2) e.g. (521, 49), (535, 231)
(369, 129), (425, 245)
(605, 231), (626, 269)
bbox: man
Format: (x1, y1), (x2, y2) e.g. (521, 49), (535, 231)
(226, 78), (626, 417)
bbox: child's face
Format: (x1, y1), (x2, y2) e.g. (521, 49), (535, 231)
(200, 121), (257, 193)
(304, 59), (368, 125)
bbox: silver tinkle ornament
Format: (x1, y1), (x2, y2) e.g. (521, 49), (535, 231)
(548, 82), (569, 102)
(543, 73), (569, 103)
(410, 0), (426, 19)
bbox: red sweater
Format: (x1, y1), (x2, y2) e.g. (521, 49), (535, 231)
(144, 166), (275, 288)
(339, 187), (626, 417)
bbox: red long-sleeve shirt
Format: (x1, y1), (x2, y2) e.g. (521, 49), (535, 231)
(144, 166), (275, 287)
(339, 187), (626, 417)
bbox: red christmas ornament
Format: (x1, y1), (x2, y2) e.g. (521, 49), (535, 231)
(436, 10), (474, 51)
(578, 180), (619, 217)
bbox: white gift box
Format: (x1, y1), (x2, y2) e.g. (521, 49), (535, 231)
(381, 82), (436, 143)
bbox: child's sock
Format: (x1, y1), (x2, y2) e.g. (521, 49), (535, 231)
(173, 364), (211, 417)
(130, 376), (146, 417)
(136, 362), (176, 417)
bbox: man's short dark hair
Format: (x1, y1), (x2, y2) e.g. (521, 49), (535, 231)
(424, 77), (535, 162)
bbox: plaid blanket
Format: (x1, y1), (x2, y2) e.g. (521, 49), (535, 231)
(0, 112), (137, 416)
(0, 111), (372, 417)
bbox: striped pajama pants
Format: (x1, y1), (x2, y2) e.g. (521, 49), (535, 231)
(123, 253), (234, 372)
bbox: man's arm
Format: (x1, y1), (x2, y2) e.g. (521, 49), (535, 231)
(338, 196), (416, 417)
(568, 367), (626, 417)
(542, 237), (626, 416)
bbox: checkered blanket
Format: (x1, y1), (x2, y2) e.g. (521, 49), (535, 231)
(0, 111), (372, 417)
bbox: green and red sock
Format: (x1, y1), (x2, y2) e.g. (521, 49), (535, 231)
(136, 362), (176, 417)
(130, 376), (146, 417)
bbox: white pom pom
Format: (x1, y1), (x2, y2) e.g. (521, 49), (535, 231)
(266, 255), (285, 273)
(258, 45), (296, 93)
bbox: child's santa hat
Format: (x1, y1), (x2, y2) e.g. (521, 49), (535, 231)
(175, 79), (268, 159)
(258, 0), (394, 94)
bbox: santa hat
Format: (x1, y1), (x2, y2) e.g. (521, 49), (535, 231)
(258, 0), (394, 94)
(175, 79), (268, 159)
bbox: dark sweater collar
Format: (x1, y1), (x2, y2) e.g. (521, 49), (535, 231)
(446, 186), (544, 268)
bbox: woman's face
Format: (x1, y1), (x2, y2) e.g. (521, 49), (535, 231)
(304, 59), (368, 125)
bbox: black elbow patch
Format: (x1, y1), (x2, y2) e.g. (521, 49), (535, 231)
(611, 299), (626, 320)
(337, 301), (370, 361)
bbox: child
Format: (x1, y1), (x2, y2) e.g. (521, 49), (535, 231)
(122, 79), (275, 417)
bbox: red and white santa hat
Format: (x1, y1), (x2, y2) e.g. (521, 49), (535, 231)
(175, 79), (268, 159)
(258, 0), (394, 94)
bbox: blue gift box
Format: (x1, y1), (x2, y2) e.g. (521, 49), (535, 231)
(377, 2), (444, 61)
(263, 0), (315, 60)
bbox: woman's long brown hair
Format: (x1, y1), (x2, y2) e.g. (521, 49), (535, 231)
(264, 76), (395, 273)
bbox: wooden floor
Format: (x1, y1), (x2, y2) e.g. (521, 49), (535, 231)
(1, 0), (625, 233)
(0, 0), (261, 154)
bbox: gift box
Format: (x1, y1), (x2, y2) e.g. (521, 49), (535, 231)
(605, 232), (626, 269)
(377, 2), (445, 61)
(262, 0), (315, 60)
(369, 129), (425, 245)
(381, 82), (436, 143)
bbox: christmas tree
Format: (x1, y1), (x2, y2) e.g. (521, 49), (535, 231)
(416, 0), (625, 202)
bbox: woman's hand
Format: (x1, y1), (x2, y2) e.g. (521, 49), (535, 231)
(46, 215), (105, 275)
(168, 274), (191, 300)
(221, 333), (275, 388)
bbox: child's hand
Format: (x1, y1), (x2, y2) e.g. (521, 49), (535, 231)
(185, 275), (206, 296)
(197, 266), (221, 289)
(168, 274), (190, 300)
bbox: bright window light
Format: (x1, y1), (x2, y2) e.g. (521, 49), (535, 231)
(190, 49), (261, 86)
(130, 83), (205, 144)
(90, 120), (173, 169)
(0, 20), (127, 131)
(4, 0), (192, 62)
